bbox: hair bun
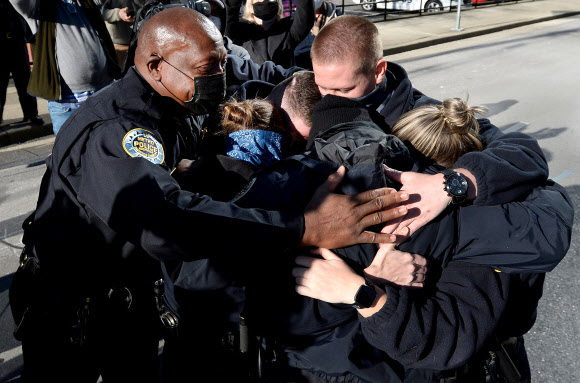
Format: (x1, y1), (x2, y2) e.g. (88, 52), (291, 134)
(222, 101), (252, 126)
(441, 98), (487, 135)
(221, 98), (284, 136)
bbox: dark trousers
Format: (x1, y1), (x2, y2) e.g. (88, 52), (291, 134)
(161, 325), (248, 382)
(18, 292), (161, 383)
(0, 38), (38, 121)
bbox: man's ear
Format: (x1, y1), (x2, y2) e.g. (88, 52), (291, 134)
(147, 54), (163, 81)
(375, 59), (387, 85)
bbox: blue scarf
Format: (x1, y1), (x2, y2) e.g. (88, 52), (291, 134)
(225, 130), (286, 169)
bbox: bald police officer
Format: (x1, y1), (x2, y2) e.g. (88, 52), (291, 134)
(10, 7), (408, 383)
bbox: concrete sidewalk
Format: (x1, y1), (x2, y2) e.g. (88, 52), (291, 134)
(377, 0), (580, 55)
(1, 0), (578, 148)
(1, 82), (51, 147)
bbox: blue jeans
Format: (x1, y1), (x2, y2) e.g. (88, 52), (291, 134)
(47, 100), (81, 135)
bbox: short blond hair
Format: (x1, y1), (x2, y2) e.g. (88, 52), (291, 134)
(311, 15), (382, 76)
(243, 0), (284, 24)
(391, 98), (487, 167)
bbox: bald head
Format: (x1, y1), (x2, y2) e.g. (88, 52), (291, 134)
(135, 7), (222, 68)
(134, 7), (227, 111)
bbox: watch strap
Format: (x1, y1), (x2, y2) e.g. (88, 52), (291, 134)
(440, 168), (456, 178)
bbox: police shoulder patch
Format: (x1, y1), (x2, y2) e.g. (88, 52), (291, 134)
(122, 128), (165, 165)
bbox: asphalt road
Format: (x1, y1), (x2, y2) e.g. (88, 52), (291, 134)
(0, 15), (579, 383)
(387, 16), (580, 382)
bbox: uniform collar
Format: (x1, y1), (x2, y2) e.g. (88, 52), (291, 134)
(125, 67), (192, 122)
(350, 75), (391, 113)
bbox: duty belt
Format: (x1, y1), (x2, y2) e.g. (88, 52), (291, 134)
(154, 279), (179, 335)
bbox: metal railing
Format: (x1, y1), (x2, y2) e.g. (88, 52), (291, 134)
(285, 0), (533, 23)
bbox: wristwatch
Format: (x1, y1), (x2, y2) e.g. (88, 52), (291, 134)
(352, 278), (377, 309)
(440, 169), (469, 204)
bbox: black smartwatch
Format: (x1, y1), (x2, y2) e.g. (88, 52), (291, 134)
(440, 169), (469, 204)
(352, 278), (377, 309)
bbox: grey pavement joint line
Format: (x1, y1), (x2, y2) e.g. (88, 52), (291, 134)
(551, 169), (575, 182)
(0, 212), (33, 241)
(0, 345), (22, 365)
(503, 122), (529, 134)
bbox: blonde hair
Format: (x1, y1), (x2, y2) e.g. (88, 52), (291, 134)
(243, 0), (284, 25)
(391, 98), (487, 167)
(221, 98), (285, 136)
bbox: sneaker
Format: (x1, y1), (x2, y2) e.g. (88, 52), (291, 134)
(23, 115), (45, 125)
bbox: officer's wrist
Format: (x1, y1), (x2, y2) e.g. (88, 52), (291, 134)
(454, 168), (477, 201)
(357, 286), (386, 318)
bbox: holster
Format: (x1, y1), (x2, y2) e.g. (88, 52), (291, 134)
(10, 245), (41, 341)
(9, 244), (94, 346)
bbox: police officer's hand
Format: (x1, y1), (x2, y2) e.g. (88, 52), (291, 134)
(173, 159), (195, 175)
(364, 241), (427, 288)
(295, 248), (388, 318)
(384, 166), (478, 236)
(300, 166), (409, 249)
(294, 248), (364, 304)
(385, 166), (454, 236)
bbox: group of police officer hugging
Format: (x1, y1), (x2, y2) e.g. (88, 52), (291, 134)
(9, 3), (573, 383)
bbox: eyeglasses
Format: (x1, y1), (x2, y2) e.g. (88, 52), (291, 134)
(152, 53), (196, 82)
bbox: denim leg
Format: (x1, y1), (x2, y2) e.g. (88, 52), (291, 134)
(12, 41), (38, 119)
(47, 101), (77, 134)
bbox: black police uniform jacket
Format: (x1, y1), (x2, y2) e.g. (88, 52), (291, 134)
(169, 95), (573, 382)
(238, 97), (573, 382)
(11, 66), (307, 381)
(29, 65), (305, 287)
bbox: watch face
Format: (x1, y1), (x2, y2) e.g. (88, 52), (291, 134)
(353, 284), (377, 309)
(447, 173), (468, 196)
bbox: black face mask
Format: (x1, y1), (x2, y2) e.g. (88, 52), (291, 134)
(253, 1), (279, 21)
(184, 73), (227, 115)
(155, 53), (226, 115)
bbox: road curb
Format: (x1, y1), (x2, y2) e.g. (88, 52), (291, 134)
(383, 11), (580, 56)
(0, 122), (53, 148)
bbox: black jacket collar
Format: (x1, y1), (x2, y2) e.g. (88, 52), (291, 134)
(306, 95), (387, 150)
(124, 67), (191, 122)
